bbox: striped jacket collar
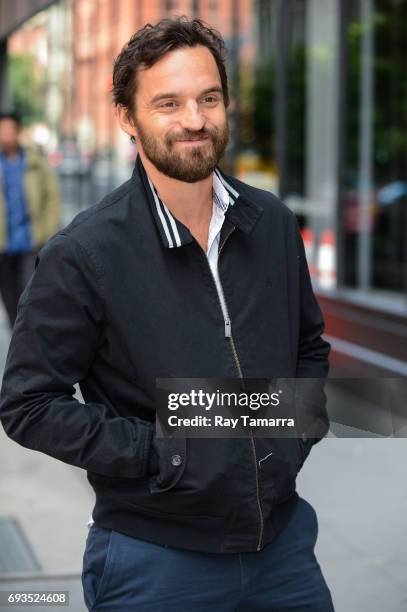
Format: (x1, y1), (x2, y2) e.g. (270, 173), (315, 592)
(133, 152), (263, 248)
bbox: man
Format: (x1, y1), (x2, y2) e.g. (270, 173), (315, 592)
(0, 111), (61, 329)
(0, 17), (334, 612)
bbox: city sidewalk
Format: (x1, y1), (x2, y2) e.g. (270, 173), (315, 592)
(0, 415), (94, 574)
(0, 308), (91, 612)
(0, 299), (406, 610)
(297, 437), (407, 612)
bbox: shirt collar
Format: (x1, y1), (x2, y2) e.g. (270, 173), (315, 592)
(133, 152), (263, 249)
(213, 170), (231, 213)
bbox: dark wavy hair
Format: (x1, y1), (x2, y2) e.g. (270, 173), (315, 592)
(111, 15), (229, 143)
(0, 110), (22, 127)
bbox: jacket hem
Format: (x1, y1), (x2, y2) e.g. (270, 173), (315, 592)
(90, 491), (300, 554)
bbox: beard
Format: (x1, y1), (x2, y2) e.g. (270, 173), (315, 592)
(133, 115), (229, 183)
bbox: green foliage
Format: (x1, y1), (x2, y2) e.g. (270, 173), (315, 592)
(250, 58), (275, 160)
(286, 44), (306, 194)
(9, 54), (46, 126)
(347, 3), (407, 183)
(249, 46), (306, 191)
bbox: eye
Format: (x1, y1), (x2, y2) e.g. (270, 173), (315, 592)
(202, 96), (219, 104)
(160, 101), (177, 109)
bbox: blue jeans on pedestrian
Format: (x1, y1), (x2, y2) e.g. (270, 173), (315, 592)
(81, 496), (335, 611)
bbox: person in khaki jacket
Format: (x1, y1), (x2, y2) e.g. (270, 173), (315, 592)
(0, 111), (61, 329)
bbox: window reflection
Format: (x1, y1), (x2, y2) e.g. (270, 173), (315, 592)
(254, 0), (406, 298)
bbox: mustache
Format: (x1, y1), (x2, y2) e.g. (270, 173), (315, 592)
(171, 129), (215, 142)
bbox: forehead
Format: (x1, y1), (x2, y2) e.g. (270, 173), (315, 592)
(0, 119), (19, 131)
(138, 45), (221, 98)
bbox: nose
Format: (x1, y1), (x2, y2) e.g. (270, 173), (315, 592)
(178, 100), (206, 133)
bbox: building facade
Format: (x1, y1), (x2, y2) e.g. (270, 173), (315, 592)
(1, 0), (406, 377)
(255, 0), (407, 378)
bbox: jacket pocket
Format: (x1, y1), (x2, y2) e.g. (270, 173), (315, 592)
(256, 437), (303, 504)
(148, 436), (187, 494)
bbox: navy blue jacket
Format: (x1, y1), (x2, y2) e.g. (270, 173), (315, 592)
(0, 153), (330, 553)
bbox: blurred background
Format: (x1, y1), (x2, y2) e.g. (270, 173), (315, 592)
(0, 1), (406, 611)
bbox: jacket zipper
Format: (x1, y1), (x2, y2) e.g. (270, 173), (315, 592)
(196, 228), (265, 552)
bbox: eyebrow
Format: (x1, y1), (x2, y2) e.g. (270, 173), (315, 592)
(149, 86), (223, 106)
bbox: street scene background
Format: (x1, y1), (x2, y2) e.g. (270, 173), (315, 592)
(0, 1), (406, 610)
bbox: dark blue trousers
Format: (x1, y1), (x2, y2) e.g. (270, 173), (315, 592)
(81, 496), (335, 611)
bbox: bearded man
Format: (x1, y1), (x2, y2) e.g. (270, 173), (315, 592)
(0, 16), (334, 612)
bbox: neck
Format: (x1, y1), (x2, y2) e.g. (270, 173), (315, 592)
(1, 145), (20, 159)
(140, 153), (214, 227)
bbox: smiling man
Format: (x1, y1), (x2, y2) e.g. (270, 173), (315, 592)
(0, 16), (334, 611)
(115, 31), (230, 253)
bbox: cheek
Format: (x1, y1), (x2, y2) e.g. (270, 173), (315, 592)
(0, 130), (14, 140)
(147, 116), (173, 142)
(209, 111), (228, 131)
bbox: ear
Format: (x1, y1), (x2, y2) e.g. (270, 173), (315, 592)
(115, 105), (138, 141)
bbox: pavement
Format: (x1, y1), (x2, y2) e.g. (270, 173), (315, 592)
(298, 438), (407, 611)
(0, 306), (92, 611)
(0, 184), (406, 610)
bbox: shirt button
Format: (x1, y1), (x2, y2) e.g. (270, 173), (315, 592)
(302, 432), (308, 443)
(171, 454), (182, 467)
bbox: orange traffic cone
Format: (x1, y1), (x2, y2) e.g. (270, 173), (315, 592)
(317, 229), (336, 289)
(300, 226), (317, 279)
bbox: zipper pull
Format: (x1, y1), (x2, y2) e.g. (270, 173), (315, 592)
(225, 319), (231, 338)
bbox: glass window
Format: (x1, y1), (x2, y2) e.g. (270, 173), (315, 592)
(254, 0), (406, 297)
(343, 0), (407, 294)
